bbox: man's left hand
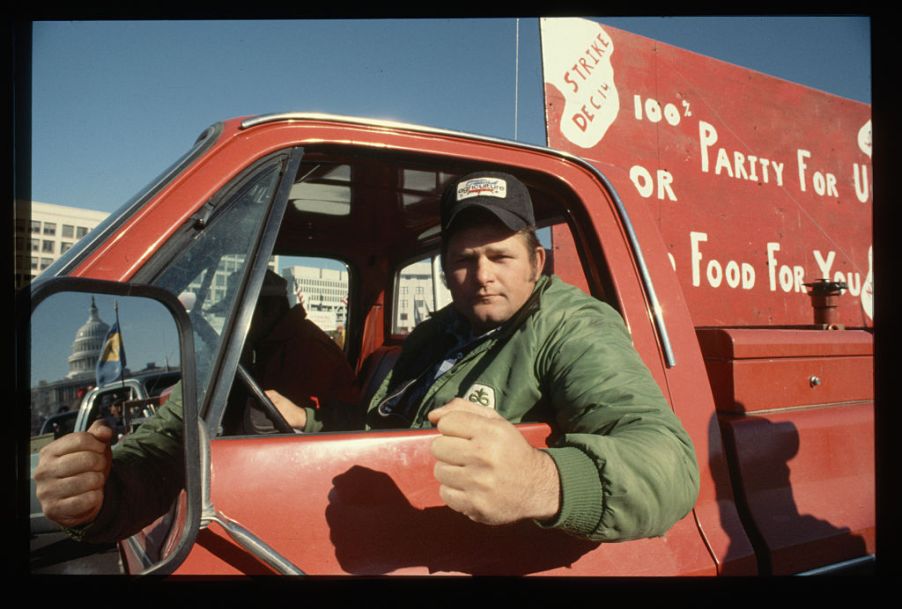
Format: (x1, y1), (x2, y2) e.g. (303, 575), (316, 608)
(428, 398), (561, 526)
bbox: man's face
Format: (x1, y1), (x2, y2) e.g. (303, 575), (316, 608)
(444, 220), (545, 334)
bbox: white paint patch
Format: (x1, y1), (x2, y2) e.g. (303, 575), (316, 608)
(858, 119), (872, 158)
(861, 246), (873, 321)
(541, 17), (620, 149)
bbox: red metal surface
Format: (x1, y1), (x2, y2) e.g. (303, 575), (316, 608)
(697, 328), (873, 359)
(174, 425), (714, 576)
(695, 325), (874, 572)
(719, 403), (874, 574)
(707, 357), (872, 414)
(586, 146), (758, 574)
(698, 328), (873, 413)
(550, 224), (590, 294)
(541, 18), (873, 329)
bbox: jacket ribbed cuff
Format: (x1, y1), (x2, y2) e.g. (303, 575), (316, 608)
(303, 407), (323, 433)
(61, 477), (118, 544)
(535, 446), (605, 538)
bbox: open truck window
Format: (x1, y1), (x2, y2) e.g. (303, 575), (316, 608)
(228, 147), (609, 437)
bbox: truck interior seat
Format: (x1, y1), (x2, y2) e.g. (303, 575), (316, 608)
(356, 344), (402, 410)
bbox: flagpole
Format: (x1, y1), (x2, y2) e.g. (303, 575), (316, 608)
(113, 301), (129, 422)
(514, 17), (520, 141)
(114, 301), (126, 385)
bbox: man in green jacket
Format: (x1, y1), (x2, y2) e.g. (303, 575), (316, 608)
(269, 170), (700, 541)
(36, 170), (698, 544)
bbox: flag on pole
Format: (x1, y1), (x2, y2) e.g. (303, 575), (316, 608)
(96, 319), (127, 386)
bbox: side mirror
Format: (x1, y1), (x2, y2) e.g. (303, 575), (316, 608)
(20, 278), (200, 575)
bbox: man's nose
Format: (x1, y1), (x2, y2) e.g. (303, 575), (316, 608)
(474, 255), (494, 285)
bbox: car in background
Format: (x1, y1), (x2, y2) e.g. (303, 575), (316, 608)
(38, 410), (78, 438)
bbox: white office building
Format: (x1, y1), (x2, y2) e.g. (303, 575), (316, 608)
(15, 201), (109, 286)
(394, 258), (452, 334)
(282, 265), (350, 332)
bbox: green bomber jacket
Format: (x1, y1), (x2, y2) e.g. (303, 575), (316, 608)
(361, 274), (700, 542)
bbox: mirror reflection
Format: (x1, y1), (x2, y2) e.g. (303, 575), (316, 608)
(29, 291), (183, 574)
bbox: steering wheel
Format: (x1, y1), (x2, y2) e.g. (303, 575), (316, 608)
(189, 311), (294, 434)
(236, 363), (295, 435)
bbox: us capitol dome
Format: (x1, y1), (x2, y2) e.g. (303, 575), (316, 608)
(66, 297), (110, 379)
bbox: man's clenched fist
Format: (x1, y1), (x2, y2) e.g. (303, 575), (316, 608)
(34, 420), (113, 528)
(428, 398), (561, 526)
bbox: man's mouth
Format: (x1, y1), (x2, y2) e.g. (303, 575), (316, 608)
(475, 293), (500, 302)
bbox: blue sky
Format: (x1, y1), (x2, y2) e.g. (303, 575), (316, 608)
(31, 17), (871, 214)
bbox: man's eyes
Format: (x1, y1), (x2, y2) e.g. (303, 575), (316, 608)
(452, 252), (514, 265)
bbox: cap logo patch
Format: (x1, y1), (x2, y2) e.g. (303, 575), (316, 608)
(457, 178), (507, 202)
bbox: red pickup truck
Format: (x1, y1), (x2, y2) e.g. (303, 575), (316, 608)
(23, 20), (873, 576)
(23, 111), (873, 576)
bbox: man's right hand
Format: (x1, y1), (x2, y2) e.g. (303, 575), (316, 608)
(34, 420), (114, 528)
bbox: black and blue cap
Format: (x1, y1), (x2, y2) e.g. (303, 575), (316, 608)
(440, 171), (535, 236)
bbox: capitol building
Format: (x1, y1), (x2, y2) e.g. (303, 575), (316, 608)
(66, 298), (111, 379)
(30, 299), (114, 431)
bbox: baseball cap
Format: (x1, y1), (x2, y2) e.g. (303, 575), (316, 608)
(441, 171), (535, 235)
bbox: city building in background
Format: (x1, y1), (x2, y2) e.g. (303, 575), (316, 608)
(282, 264), (349, 337)
(15, 201), (109, 287)
(279, 257), (454, 339)
(66, 297), (110, 379)
(394, 257), (452, 334)
(31, 297), (111, 430)
(180, 256), (280, 335)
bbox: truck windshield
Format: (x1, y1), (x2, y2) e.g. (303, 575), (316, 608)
(37, 123), (222, 283)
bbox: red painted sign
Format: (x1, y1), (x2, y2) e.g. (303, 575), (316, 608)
(541, 18), (872, 328)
